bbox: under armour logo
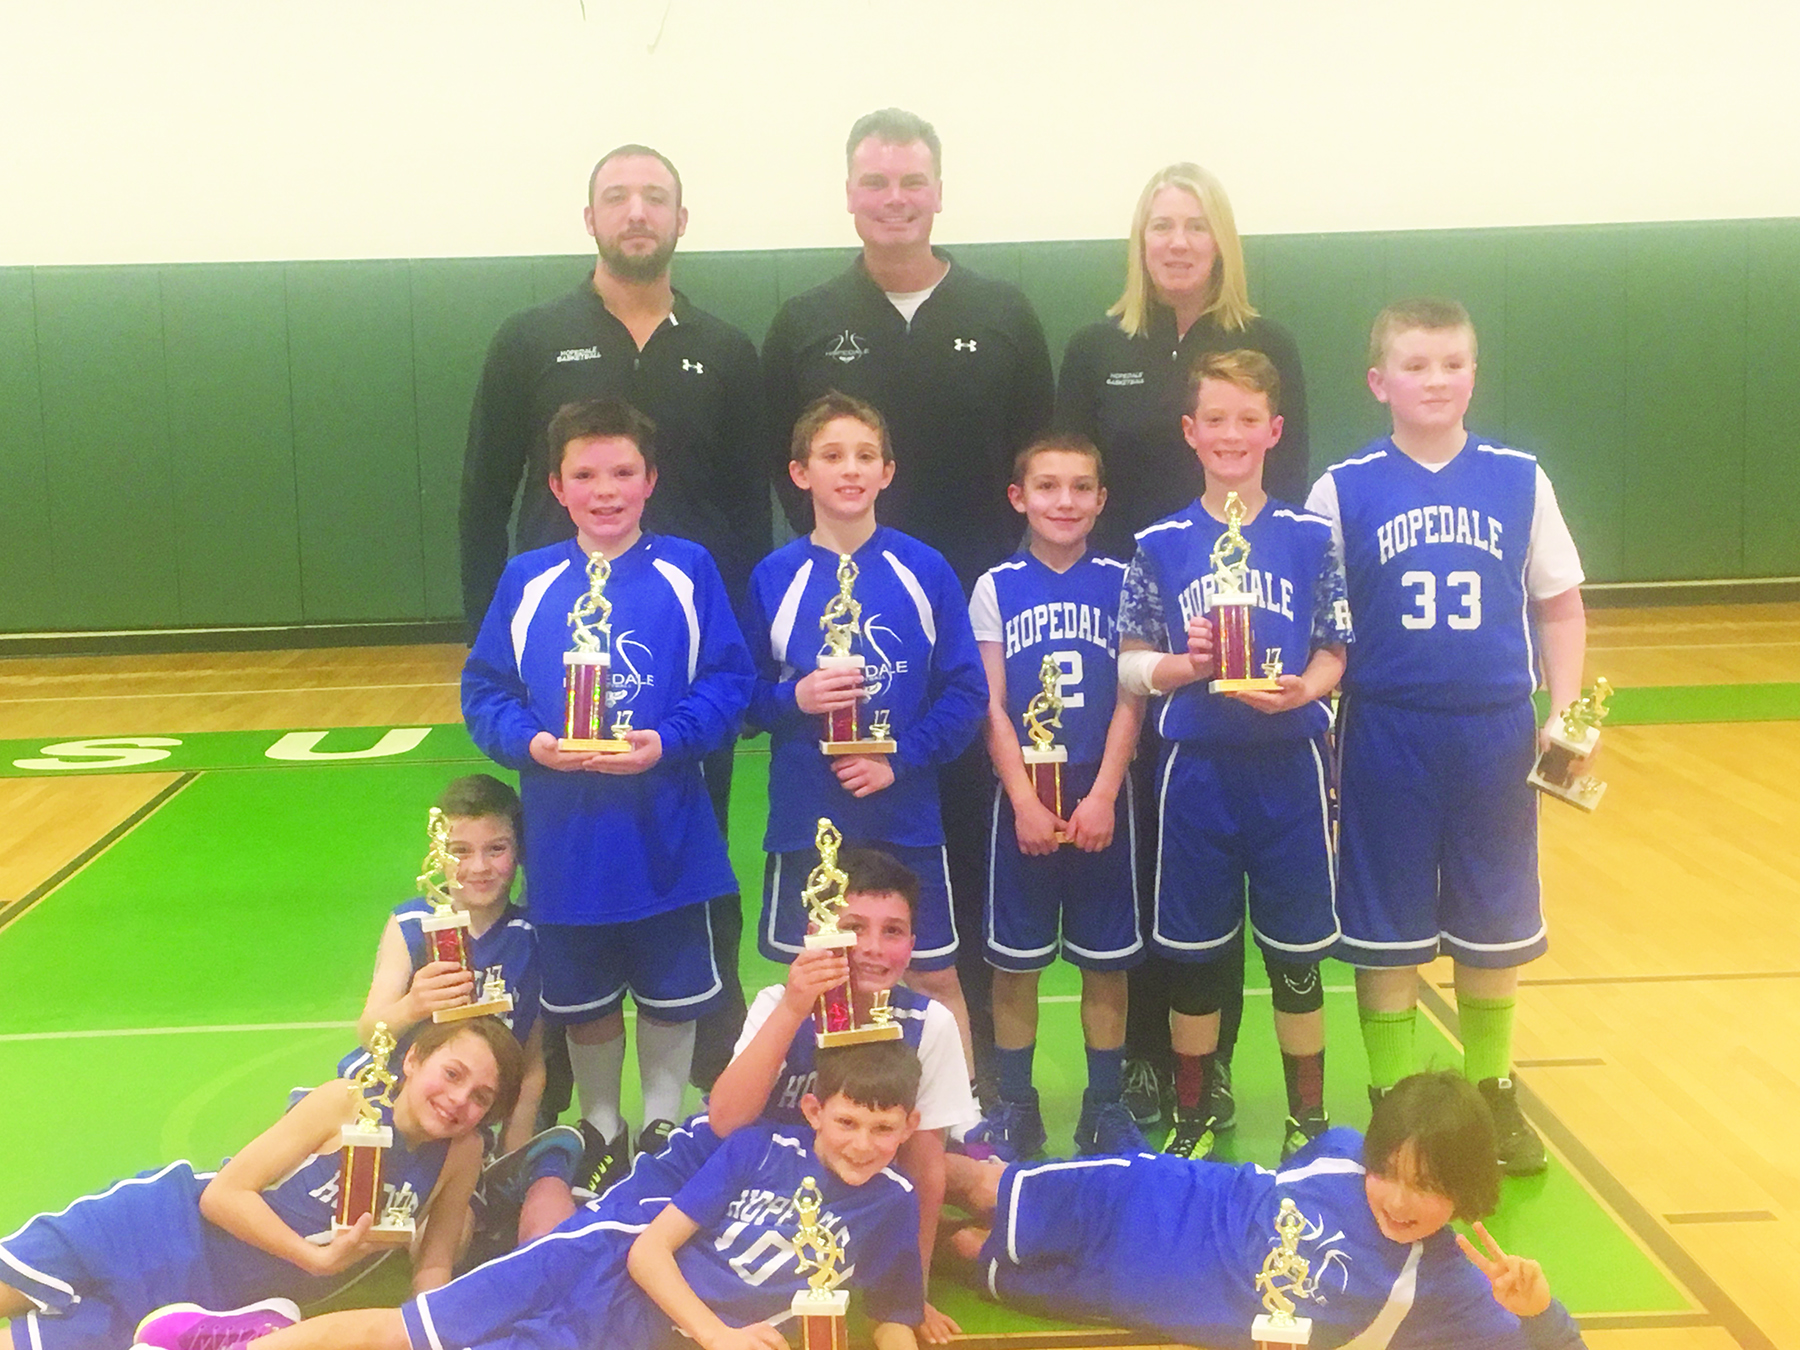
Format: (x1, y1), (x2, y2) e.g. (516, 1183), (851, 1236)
(681, 359), (704, 374)
(953, 338), (978, 352)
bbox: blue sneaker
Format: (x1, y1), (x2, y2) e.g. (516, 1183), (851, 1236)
(1075, 1098), (1151, 1156)
(961, 1099), (1047, 1162)
(484, 1124), (584, 1210)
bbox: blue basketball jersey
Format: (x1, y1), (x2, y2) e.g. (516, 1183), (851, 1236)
(336, 899), (541, 1081)
(984, 1130), (1528, 1348)
(970, 550), (1125, 766)
(1318, 438), (1538, 710)
(760, 987), (933, 1127)
(1122, 499), (1349, 744)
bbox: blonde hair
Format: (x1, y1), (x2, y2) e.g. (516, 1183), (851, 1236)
(1367, 297), (1478, 367)
(1110, 163), (1258, 338)
(1190, 349), (1282, 419)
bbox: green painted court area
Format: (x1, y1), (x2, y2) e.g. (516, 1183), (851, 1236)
(1, 745), (1697, 1339)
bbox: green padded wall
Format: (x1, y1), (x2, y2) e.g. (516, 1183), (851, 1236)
(2, 219), (1796, 633)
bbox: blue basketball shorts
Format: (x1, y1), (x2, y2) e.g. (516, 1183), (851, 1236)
(1151, 736), (1340, 962)
(985, 761), (1143, 973)
(759, 842), (958, 971)
(537, 902), (723, 1025)
(1334, 696), (1545, 969)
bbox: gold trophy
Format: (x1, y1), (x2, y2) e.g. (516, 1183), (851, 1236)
(334, 1023), (417, 1246)
(1020, 654), (1069, 845)
(1250, 1198), (1320, 1347)
(1209, 492), (1282, 693)
(790, 1175), (850, 1350)
(802, 817), (902, 1048)
(416, 808), (512, 1023)
(559, 551), (631, 752)
(1529, 677), (1612, 812)
(818, 554), (897, 755)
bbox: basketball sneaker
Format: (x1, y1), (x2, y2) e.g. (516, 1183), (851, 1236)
(1479, 1076), (1548, 1176)
(960, 1098), (1047, 1162)
(1075, 1098), (1150, 1156)
(1120, 1057), (1167, 1127)
(1280, 1106), (1332, 1163)
(574, 1119), (632, 1200)
(135, 1299), (300, 1350)
(1161, 1107), (1221, 1161)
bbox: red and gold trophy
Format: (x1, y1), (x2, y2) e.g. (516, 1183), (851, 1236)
(560, 551), (631, 753)
(803, 817), (901, 1049)
(1250, 1199), (1319, 1348)
(818, 554), (896, 756)
(790, 1175), (850, 1350)
(1021, 653), (1068, 846)
(1529, 677), (1612, 812)
(1209, 492), (1283, 694)
(335, 1023), (416, 1247)
(416, 807), (513, 1023)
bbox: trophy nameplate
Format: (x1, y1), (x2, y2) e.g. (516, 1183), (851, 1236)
(1529, 677), (1611, 812)
(418, 809), (512, 1022)
(817, 554), (896, 755)
(802, 818), (901, 1048)
(1209, 492), (1282, 693)
(1251, 1198), (1317, 1348)
(1020, 652), (1069, 845)
(791, 1176), (851, 1350)
(560, 551), (630, 752)
(335, 1024), (415, 1246)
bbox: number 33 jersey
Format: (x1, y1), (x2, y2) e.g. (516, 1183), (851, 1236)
(1307, 437), (1583, 711)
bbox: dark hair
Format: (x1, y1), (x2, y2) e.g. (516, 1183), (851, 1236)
(1011, 432), (1106, 489)
(813, 1040), (921, 1113)
(1189, 348), (1283, 419)
(1368, 297), (1478, 367)
(587, 143), (683, 208)
(1364, 1071), (1500, 1220)
(840, 847), (918, 921)
(405, 1017), (525, 1129)
(547, 398), (659, 474)
(433, 774), (523, 862)
(846, 108), (941, 176)
(789, 391), (891, 466)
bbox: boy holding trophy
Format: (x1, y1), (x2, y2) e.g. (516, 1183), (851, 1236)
(463, 397), (754, 1199)
(1118, 350), (1351, 1163)
(746, 392), (987, 1064)
(963, 435), (1149, 1160)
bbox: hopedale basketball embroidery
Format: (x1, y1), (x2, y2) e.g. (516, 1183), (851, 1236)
(826, 331), (868, 363)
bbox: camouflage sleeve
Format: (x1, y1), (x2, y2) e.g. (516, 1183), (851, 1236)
(1118, 546), (1169, 649)
(1312, 532), (1354, 650)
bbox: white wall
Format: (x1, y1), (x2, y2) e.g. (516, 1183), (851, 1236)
(4, 0), (1796, 265)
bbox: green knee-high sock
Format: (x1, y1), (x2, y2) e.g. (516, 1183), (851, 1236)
(1458, 994), (1517, 1083)
(1358, 1007), (1417, 1091)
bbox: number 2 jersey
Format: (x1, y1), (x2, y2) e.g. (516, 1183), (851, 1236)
(1306, 437), (1583, 711)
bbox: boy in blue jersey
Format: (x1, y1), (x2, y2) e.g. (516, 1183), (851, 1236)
(944, 1071), (1586, 1350)
(462, 397), (755, 1200)
(964, 435), (1149, 1160)
(1118, 350), (1351, 1163)
(252, 1042), (928, 1350)
(746, 392), (988, 1067)
(1306, 300), (1587, 1175)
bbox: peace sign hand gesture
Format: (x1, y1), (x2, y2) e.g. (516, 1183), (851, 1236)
(1455, 1221), (1552, 1318)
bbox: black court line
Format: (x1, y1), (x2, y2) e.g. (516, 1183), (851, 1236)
(1577, 1311), (1720, 1330)
(0, 773), (198, 934)
(1416, 980), (1774, 1350)
(1665, 1211), (1779, 1225)
(1437, 971), (1800, 988)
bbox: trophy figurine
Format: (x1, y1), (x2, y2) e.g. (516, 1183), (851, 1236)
(1020, 653), (1069, 845)
(1250, 1198), (1320, 1347)
(817, 554), (897, 755)
(790, 1175), (850, 1350)
(802, 817), (902, 1048)
(416, 808), (512, 1023)
(1209, 492), (1282, 693)
(335, 1023), (417, 1246)
(559, 551), (631, 753)
(1529, 677), (1612, 812)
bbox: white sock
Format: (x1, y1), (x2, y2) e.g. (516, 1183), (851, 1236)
(567, 1033), (626, 1139)
(637, 1016), (695, 1126)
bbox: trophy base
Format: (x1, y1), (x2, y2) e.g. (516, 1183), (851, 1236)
(817, 1022), (905, 1047)
(804, 928), (859, 952)
(337, 1219), (416, 1248)
(1528, 768), (1607, 812)
(1210, 676), (1283, 693)
(558, 737), (631, 753)
(1528, 725), (1604, 812)
(432, 994), (515, 1023)
(819, 739), (897, 755)
(793, 1288), (850, 1350)
(1251, 1313), (1313, 1347)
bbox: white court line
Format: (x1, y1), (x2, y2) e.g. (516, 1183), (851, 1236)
(1585, 641), (1800, 653)
(0, 1021), (356, 1043)
(1036, 986), (1353, 1005)
(0, 682), (457, 705)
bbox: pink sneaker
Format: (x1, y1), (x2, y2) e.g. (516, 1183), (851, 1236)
(134, 1299), (301, 1349)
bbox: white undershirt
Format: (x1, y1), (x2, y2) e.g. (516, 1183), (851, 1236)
(886, 278), (942, 326)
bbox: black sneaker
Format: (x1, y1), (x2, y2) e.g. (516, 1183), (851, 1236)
(574, 1119), (632, 1200)
(636, 1119), (676, 1158)
(1201, 1060), (1236, 1132)
(1161, 1107), (1220, 1160)
(1121, 1058), (1165, 1127)
(1280, 1107), (1331, 1163)
(1478, 1076), (1548, 1176)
